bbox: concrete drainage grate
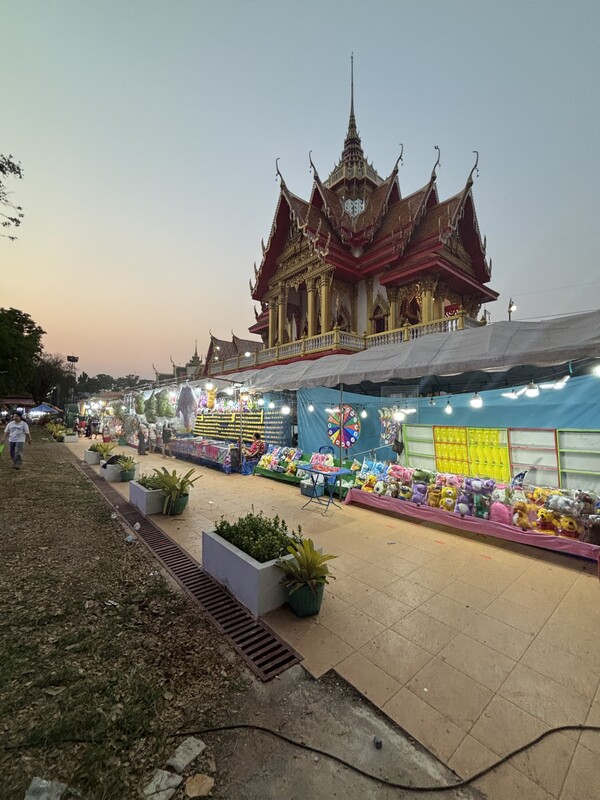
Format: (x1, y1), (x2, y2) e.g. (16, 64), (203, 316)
(76, 463), (302, 681)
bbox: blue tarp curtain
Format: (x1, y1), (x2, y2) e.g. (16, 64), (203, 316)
(297, 375), (600, 460)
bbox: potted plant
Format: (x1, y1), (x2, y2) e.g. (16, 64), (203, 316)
(100, 453), (126, 482)
(95, 442), (117, 462)
(118, 455), (138, 482)
(202, 512), (303, 617)
(152, 467), (200, 515)
(63, 428), (79, 443)
(129, 473), (164, 515)
(277, 538), (336, 617)
(84, 442), (102, 465)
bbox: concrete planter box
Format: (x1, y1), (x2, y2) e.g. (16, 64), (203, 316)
(101, 463), (123, 482)
(202, 530), (293, 617)
(84, 450), (101, 465)
(129, 480), (164, 515)
(63, 434), (79, 443)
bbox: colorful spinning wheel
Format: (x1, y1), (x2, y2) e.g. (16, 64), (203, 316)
(327, 404), (361, 449)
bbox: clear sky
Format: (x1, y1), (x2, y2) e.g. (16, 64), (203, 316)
(3, 0), (599, 378)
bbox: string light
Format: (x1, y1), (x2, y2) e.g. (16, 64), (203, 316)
(470, 392), (483, 408)
(525, 382), (539, 398)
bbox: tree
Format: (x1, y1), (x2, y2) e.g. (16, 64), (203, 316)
(28, 353), (73, 405)
(113, 374), (140, 390)
(1, 155), (24, 240)
(0, 308), (45, 395)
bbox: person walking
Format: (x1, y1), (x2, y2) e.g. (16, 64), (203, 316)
(3, 411), (32, 469)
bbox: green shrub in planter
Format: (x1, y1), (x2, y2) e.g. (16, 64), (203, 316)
(277, 538), (336, 616)
(214, 512), (303, 564)
(118, 455), (137, 482)
(152, 467), (201, 515)
(136, 473), (163, 490)
(95, 442), (117, 460)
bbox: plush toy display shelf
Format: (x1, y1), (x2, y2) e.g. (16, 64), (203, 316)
(344, 489), (600, 563)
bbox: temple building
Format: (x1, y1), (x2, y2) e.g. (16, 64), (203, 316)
(153, 342), (204, 384)
(208, 65), (497, 377)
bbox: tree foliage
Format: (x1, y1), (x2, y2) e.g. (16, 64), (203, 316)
(1, 155), (24, 240)
(28, 353), (74, 405)
(0, 308), (45, 395)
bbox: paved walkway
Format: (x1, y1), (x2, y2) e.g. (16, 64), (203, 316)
(70, 440), (599, 800)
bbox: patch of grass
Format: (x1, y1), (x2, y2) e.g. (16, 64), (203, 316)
(0, 428), (247, 799)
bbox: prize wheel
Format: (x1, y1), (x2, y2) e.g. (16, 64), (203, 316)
(327, 404), (361, 449)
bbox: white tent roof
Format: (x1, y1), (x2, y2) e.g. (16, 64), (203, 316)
(224, 309), (600, 391)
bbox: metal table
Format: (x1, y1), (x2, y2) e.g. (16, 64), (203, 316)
(300, 466), (353, 514)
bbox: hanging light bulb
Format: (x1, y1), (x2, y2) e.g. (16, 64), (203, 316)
(428, 397), (436, 407)
(592, 363), (600, 377)
(392, 410), (405, 422)
(525, 381), (539, 398)
(225, 387), (234, 396)
(281, 405), (291, 415)
(307, 404), (315, 412)
(257, 397), (264, 406)
(205, 382), (214, 391)
(470, 392), (483, 408)
(444, 399), (453, 415)
(502, 388), (520, 399)
(554, 375), (570, 389)
(360, 408), (368, 419)
(268, 401), (275, 409)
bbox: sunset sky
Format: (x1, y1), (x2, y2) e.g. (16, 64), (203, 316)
(3, 0), (599, 378)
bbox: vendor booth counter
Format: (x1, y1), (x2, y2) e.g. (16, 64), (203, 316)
(169, 437), (235, 473)
(344, 489), (600, 564)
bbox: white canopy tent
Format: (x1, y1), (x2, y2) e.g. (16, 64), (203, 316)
(222, 309), (600, 391)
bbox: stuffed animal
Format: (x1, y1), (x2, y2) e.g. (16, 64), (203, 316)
(547, 494), (580, 516)
(384, 480), (398, 498)
(373, 480), (386, 496)
(411, 482), (427, 505)
(440, 486), (457, 512)
(556, 515), (581, 539)
(426, 484), (442, 508)
(583, 515), (600, 545)
(532, 486), (552, 506)
(285, 461), (298, 476)
(489, 500), (511, 525)
(455, 491), (474, 518)
(574, 490), (597, 517)
(398, 483), (412, 501)
(355, 472), (367, 488)
(534, 507), (557, 533)
(512, 501), (532, 530)
(473, 493), (490, 519)
(362, 475), (377, 493)
(413, 469), (432, 484)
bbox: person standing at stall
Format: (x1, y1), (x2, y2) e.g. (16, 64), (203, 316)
(137, 423), (147, 455)
(161, 423), (174, 458)
(3, 411), (32, 469)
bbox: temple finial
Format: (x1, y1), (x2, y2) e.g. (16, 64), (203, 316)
(275, 157), (286, 186)
(468, 150), (479, 183)
(431, 146), (441, 179)
(393, 143), (404, 171)
(350, 52), (355, 119)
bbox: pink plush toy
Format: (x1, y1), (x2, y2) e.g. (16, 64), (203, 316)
(489, 501), (511, 525)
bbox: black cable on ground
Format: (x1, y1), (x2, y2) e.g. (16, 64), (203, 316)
(3, 723), (598, 793)
(172, 723), (600, 792)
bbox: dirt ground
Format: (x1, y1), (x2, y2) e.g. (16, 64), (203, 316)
(0, 431), (482, 799)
